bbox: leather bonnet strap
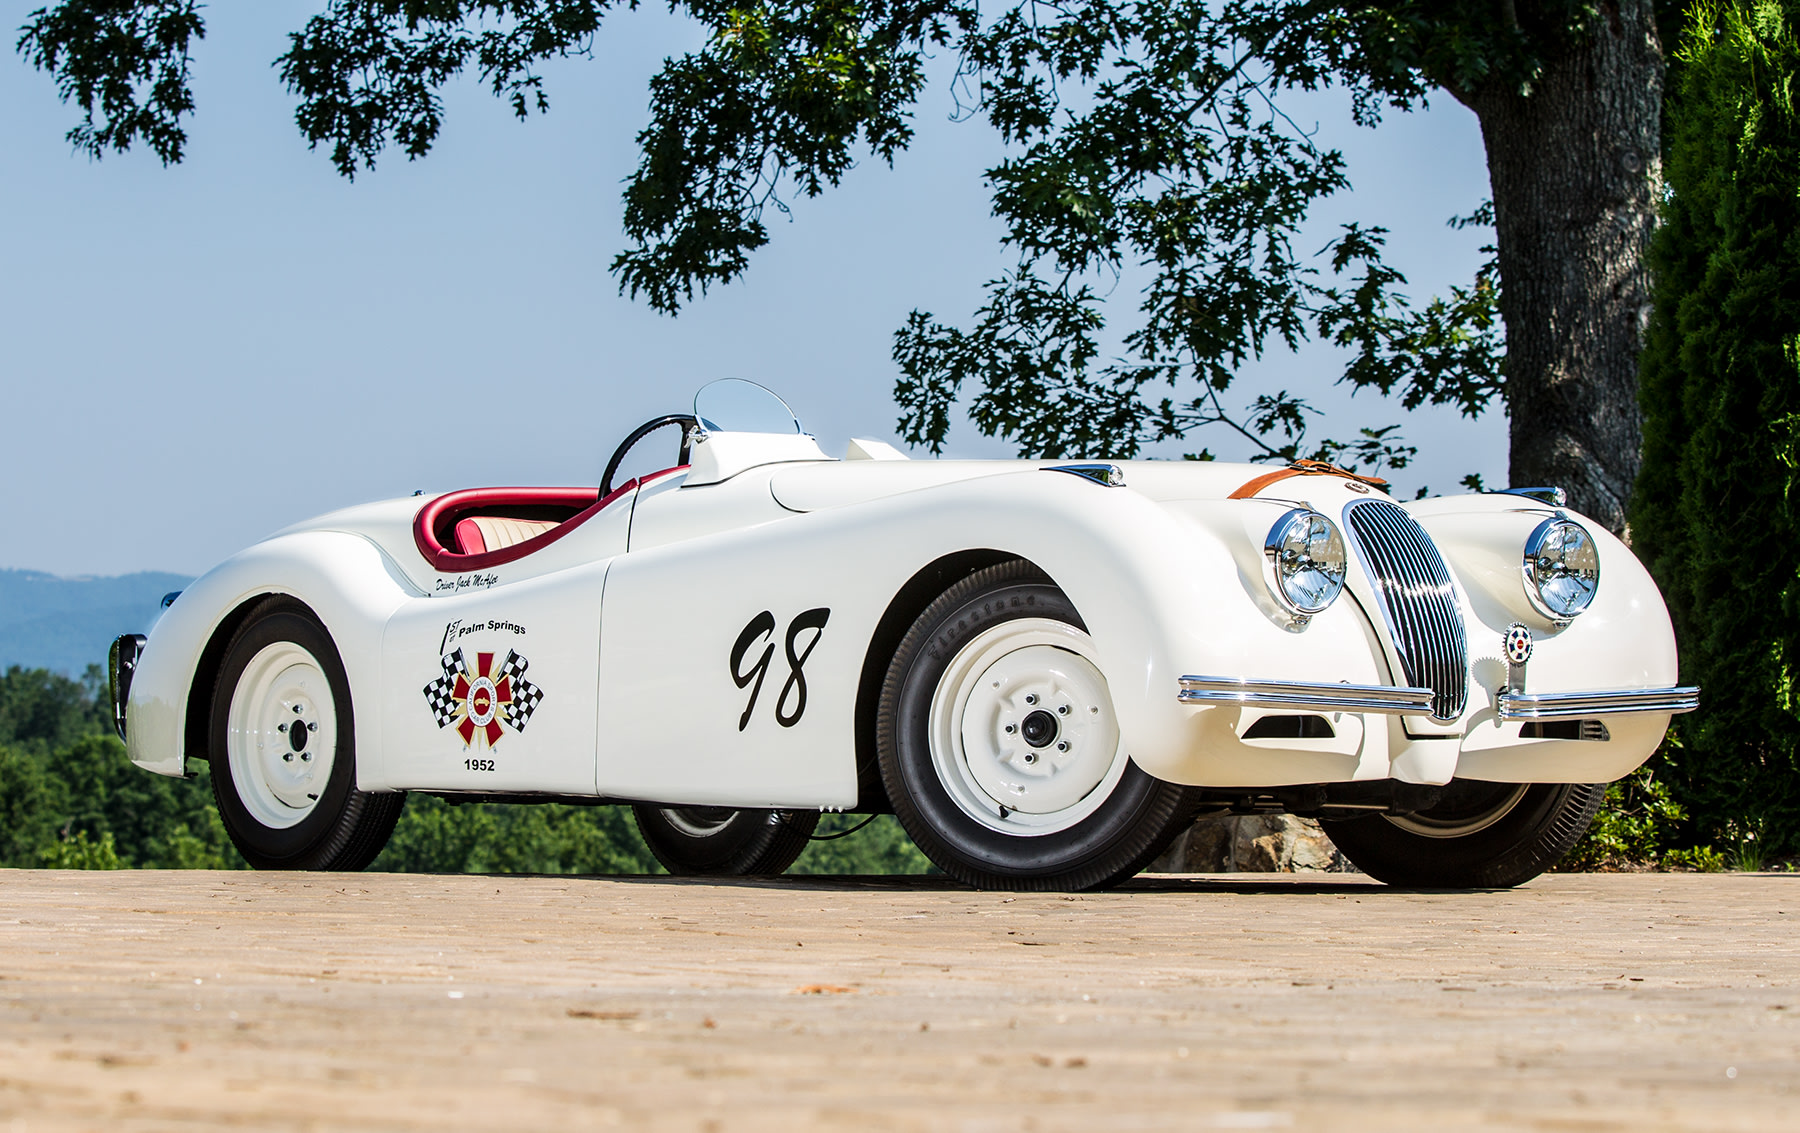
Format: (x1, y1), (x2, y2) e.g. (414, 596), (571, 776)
(1227, 459), (1390, 500)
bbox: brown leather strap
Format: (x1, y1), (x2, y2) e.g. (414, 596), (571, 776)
(1227, 459), (1389, 500)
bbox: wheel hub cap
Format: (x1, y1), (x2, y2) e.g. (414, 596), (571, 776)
(959, 643), (1118, 815)
(226, 642), (336, 829)
(928, 617), (1128, 834)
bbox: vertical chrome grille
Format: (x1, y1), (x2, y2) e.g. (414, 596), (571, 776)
(1344, 500), (1468, 721)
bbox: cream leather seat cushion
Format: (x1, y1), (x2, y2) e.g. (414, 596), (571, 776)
(455, 515), (559, 554)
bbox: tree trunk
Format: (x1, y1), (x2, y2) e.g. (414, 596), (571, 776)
(1467, 0), (1664, 534)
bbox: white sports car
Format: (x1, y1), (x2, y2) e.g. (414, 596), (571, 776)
(110, 380), (1695, 889)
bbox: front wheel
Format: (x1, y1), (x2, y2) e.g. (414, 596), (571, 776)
(877, 560), (1197, 891)
(1319, 779), (1606, 888)
(209, 597), (404, 870)
(632, 805), (818, 875)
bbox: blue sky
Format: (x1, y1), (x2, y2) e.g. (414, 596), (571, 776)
(1, 2), (1500, 577)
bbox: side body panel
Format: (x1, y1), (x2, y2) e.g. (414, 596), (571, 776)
(377, 562), (609, 794)
(596, 468), (1395, 804)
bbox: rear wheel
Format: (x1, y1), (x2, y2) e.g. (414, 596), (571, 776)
(877, 560), (1197, 890)
(209, 597), (404, 870)
(1319, 779), (1605, 887)
(632, 805), (818, 875)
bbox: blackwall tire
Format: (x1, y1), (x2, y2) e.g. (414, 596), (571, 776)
(208, 597), (404, 870)
(876, 560), (1197, 891)
(632, 805), (818, 876)
(1319, 779), (1606, 888)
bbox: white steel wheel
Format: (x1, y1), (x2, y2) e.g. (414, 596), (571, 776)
(877, 560), (1198, 891)
(929, 618), (1129, 835)
(224, 641), (338, 829)
(208, 597), (404, 871)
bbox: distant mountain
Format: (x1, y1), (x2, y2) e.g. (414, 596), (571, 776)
(0, 569), (194, 677)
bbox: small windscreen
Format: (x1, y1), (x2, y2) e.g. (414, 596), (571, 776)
(694, 378), (802, 434)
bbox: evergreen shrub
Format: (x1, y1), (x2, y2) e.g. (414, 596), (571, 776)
(1633, 0), (1800, 856)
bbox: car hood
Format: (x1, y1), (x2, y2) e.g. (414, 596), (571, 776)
(767, 459), (1339, 513)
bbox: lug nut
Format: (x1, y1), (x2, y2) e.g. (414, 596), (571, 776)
(278, 723), (288, 733)
(1056, 741), (1069, 752)
(301, 752), (311, 762)
(1057, 705), (1069, 715)
(1023, 753), (1037, 765)
(283, 753), (294, 762)
(1024, 694), (1037, 705)
(307, 722), (318, 733)
(1004, 723), (1016, 734)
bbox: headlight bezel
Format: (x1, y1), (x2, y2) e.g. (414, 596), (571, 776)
(1262, 507), (1349, 622)
(1521, 516), (1600, 623)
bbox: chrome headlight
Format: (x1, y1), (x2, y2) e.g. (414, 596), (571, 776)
(1522, 517), (1599, 621)
(1264, 509), (1348, 618)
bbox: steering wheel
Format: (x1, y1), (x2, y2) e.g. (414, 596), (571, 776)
(602, 414), (699, 497)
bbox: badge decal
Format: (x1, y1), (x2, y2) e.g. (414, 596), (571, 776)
(424, 648), (543, 748)
(1503, 623), (1534, 666)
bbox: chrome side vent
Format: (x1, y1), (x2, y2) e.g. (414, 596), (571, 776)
(1344, 500), (1469, 721)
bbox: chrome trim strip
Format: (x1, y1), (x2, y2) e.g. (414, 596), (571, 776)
(1178, 675), (1435, 715)
(1044, 463), (1126, 487)
(1497, 686), (1700, 720)
(1490, 486), (1568, 507)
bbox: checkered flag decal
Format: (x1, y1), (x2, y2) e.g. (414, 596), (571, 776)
(495, 649), (542, 732)
(424, 650), (465, 729)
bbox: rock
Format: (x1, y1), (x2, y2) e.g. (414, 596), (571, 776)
(1148, 812), (1355, 873)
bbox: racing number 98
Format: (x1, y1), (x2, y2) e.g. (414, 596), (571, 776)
(730, 608), (830, 731)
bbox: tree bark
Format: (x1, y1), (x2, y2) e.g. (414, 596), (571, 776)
(1466, 0), (1664, 533)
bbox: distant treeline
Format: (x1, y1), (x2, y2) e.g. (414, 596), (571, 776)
(0, 666), (932, 875)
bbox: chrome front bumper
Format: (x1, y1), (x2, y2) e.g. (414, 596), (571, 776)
(1177, 676), (1700, 721)
(1177, 676), (1435, 715)
(1496, 686), (1699, 720)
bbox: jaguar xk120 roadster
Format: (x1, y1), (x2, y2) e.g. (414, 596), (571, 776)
(111, 380), (1695, 889)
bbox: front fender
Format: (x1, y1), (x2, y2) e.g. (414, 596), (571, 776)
(126, 531), (421, 782)
(986, 486), (1389, 786)
(1409, 495), (1681, 782)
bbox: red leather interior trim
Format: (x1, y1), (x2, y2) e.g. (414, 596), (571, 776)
(454, 518), (489, 555)
(414, 484), (619, 573)
(412, 465), (693, 574)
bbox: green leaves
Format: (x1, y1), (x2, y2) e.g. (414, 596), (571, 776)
(1631, 0), (1800, 856)
(277, 1), (618, 177)
(370, 795), (664, 874)
(615, 0), (955, 311)
(16, 0), (204, 163)
(879, 0), (1513, 469)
